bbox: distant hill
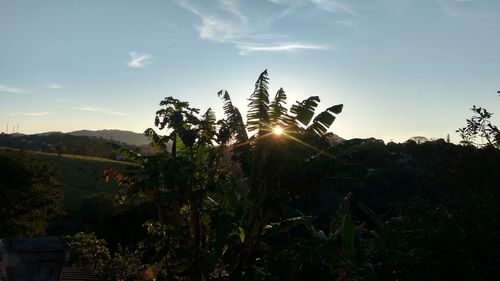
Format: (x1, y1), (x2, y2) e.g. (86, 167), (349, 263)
(69, 129), (148, 146)
(324, 132), (345, 145)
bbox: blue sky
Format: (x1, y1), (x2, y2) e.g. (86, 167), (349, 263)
(0, 0), (499, 142)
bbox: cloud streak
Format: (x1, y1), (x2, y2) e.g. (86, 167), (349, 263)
(237, 42), (328, 55)
(310, 0), (355, 14)
(174, 0), (332, 55)
(128, 52), (153, 68)
(75, 107), (126, 116)
(436, 0), (500, 21)
(267, 0), (355, 15)
(53, 99), (125, 116)
(0, 84), (26, 94)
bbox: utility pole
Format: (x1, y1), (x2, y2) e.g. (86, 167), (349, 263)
(6, 123), (8, 134)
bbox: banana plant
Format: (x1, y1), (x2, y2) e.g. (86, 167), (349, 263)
(269, 88), (288, 127)
(247, 70), (270, 135)
(107, 70), (345, 280)
(214, 70), (344, 278)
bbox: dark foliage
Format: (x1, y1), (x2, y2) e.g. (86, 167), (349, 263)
(457, 106), (500, 147)
(329, 139), (500, 280)
(0, 149), (64, 236)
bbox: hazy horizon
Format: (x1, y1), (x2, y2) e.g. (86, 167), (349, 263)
(1, 0), (499, 143)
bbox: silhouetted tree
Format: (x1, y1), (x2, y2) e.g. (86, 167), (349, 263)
(457, 106), (499, 147)
(55, 142), (65, 157)
(408, 136), (429, 144)
(457, 91), (500, 148)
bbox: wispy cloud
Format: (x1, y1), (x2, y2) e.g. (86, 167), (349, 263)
(217, 0), (248, 23)
(48, 82), (65, 89)
(175, 0), (246, 42)
(198, 15), (244, 41)
(436, 0), (500, 21)
(128, 52), (153, 68)
(237, 42), (329, 55)
(437, 0), (469, 17)
(52, 98), (126, 116)
(75, 107), (126, 116)
(174, 0), (333, 55)
(54, 99), (125, 116)
(7, 112), (51, 116)
(267, 0), (355, 15)
(0, 84), (26, 94)
(310, 0), (355, 14)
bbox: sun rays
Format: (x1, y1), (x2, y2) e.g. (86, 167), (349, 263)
(273, 125), (284, 136)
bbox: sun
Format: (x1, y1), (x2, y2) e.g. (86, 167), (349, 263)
(273, 126), (284, 136)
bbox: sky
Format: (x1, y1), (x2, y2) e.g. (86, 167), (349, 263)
(0, 0), (499, 142)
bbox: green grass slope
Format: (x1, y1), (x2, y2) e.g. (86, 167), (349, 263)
(41, 153), (129, 211)
(1, 147), (129, 211)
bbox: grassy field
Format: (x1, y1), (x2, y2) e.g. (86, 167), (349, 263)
(1, 147), (130, 211)
(42, 153), (131, 211)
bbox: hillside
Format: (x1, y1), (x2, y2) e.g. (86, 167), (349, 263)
(0, 147), (129, 211)
(0, 132), (141, 160)
(69, 129), (149, 146)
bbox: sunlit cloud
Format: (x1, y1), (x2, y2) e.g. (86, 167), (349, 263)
(237, 42), (329, 55)
(128, 52), (153, 68)
(0, 84), (26, 94)
(48, 82), (65, 89)
(75, 107), (126, 116)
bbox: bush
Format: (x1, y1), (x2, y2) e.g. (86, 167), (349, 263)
(0, 149), (63, 236)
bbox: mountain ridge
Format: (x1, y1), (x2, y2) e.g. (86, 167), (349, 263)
(68, 129), (148, 146)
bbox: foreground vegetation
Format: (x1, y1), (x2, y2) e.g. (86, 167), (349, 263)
(1, 71), (499, 280)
